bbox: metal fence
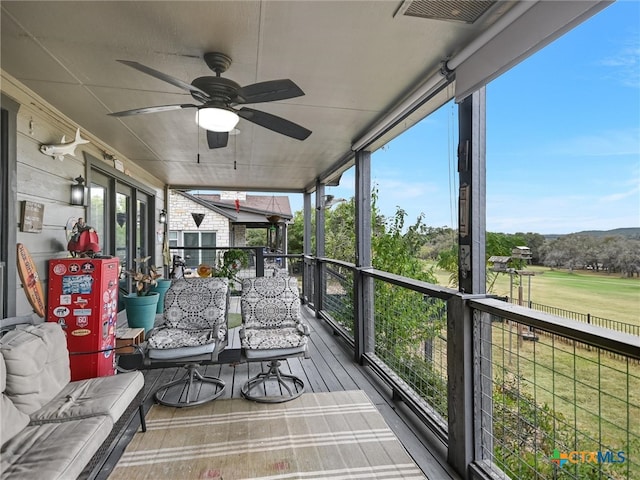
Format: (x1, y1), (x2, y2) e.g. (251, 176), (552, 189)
(527, 301), (639, 337)
(472, 300), (639, 480)
(321, 265), (354, 339)
(372, 279), (448, 421)
(309, 257), (639, 479)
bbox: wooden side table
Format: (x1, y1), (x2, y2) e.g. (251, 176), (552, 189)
(116, 327), (145, 354)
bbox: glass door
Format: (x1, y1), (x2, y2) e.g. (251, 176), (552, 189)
(136, 193), (149, 260)
(87, 156), (156, 298)
(89, 170), (111, 255)
(115, 186), (132, 274)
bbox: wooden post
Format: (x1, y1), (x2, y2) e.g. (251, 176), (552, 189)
(447, 294), (474, 478)
(314, 181), (325, 316)
(354, 150), (373, 362)
(303, 192), (312, 303)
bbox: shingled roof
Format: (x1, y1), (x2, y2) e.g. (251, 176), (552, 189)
(173, 192), (293, 225)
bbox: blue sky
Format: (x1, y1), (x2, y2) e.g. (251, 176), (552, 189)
(314, 1), (640, 235)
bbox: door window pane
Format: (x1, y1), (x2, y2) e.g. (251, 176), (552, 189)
(115, 193), (129, 269)
(90, 184), (105, 250)
(184, 232), (199, 267)
(136, 199), (147, 259)
(201, 232), (216, 265)
(168, 231), (178, 247)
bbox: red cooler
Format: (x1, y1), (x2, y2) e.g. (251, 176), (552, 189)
(47, 257), (120, 381)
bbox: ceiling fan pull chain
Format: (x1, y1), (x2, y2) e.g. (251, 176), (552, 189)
(196, 122), (200, 163)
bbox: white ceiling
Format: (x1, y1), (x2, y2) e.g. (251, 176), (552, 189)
(0, 1), (607, 192)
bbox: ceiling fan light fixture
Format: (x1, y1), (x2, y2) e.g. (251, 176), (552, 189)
(196, 107), (239, 132)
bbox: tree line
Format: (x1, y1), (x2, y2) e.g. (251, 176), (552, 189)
(286, 199), (640, 278)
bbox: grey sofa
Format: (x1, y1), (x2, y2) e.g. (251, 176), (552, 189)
(1, 322), (145, 479)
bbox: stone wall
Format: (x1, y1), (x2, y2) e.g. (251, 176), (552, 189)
(168, 191), (230, 247)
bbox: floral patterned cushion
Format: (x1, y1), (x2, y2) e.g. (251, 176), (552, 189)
(241, 325), (309, 350)
(147, 328), (213, 350)
(147, 278), (229, 351)
(241, 276), (300, 329)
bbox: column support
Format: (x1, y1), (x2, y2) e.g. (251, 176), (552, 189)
(314, 182), (325, 316)
(354, 150), (373, 362)
(457, 88), (486, 295)
(302, 192), (312, 303)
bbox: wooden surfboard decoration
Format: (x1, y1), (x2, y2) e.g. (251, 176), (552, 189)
(16, 243), (46, 317)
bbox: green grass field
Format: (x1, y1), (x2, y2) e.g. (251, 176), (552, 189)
(427, 263), (640, 327)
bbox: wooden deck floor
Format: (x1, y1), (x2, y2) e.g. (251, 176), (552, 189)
(96, 303), (458, 479)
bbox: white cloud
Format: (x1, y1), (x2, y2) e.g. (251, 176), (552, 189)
(547, 127), (640, 158)
(598, 42), (640, 88)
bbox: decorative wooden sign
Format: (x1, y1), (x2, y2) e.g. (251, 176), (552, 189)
(20, 201), (44, 233)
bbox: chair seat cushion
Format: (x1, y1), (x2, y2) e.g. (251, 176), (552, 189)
(147, 327), (217, 350)
(240, 325), (308, 351)
(147, 342), (217, 360)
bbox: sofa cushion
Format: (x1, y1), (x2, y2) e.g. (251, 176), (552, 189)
(30, 371), (144, 425)
(0, 355), (30, 446)
(0, 323), (70, 414)
(0, 415), (112, 480)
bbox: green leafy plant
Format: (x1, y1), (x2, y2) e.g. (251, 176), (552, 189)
(126, 256), (162, 296)
(212, 249), (249, 281)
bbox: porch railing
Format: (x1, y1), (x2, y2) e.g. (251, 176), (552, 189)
(310, 258), (640, 480)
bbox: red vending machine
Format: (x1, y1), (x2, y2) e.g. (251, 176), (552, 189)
(47, 257), (120, 381)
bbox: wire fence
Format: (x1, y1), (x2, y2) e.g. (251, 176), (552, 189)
(322, 266), (354, 339)
(478, 312), (639, 480)
(372, 279), (448, 421)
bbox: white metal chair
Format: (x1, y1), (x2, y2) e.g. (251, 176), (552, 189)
(239, 276), (309, 403)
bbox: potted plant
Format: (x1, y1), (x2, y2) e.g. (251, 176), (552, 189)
(122, 256), (163, 335)
(195, 250), (248, 294)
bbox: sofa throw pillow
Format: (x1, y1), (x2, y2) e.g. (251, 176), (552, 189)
(0, 354), (30, 445)
(0, 323), (70, 414)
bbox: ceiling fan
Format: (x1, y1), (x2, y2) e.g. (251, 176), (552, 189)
(108, 52), (311, 149)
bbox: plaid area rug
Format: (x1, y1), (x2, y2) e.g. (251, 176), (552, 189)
(110, 390), (426, 479)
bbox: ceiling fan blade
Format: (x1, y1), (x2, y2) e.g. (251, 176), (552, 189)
(117, 60), (210, 99)
(207, 131), (229, 149)
(238, 107), (311, 140)
(238, 79), (304, 104)
(108, 104), (197, 117)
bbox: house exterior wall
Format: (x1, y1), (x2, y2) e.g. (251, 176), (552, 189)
(1, 73), (164, 316)
(168, 191), (230, 247)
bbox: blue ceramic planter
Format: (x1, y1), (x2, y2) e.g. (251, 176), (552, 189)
(149, 279), (172, 313)
(123, 292), (159, 335)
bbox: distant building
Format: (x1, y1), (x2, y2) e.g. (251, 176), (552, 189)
(168, 191), (292, 267)
(488, 256), (511, 272)
(511, 246), (532, 260)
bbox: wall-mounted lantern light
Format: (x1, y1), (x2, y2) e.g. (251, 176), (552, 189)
(70, 175), (87, 206)
(159, 209), (167, 224)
